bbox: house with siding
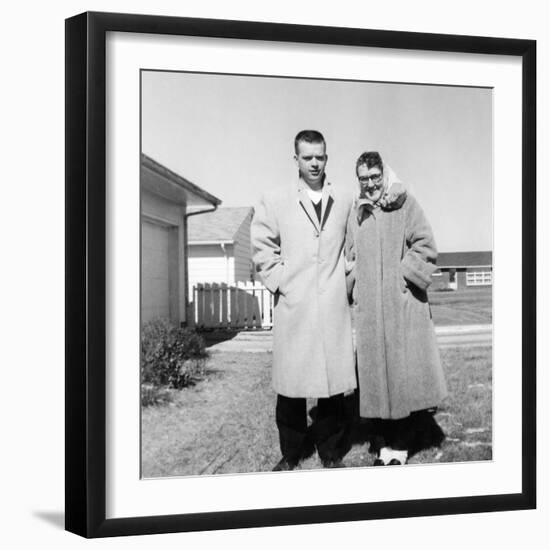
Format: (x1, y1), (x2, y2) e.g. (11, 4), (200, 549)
(141, 154), (221, 325)
(431, 251), (493, 291)
(187, 207), (254, 294)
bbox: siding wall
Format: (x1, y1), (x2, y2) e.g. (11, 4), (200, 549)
(233, 214), (253, 283)
(188, 244), (235, 295)
(188, 211), (253, 294)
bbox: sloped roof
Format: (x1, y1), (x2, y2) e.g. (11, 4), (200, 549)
(437, 251), (492, 267)
(141, 153), (222, 207)
(188, 207), (253, 244)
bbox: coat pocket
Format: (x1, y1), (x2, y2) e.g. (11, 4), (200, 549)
(399, 262), (408, 294)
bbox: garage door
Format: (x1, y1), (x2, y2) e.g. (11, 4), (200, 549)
(141, 220), (171, 322)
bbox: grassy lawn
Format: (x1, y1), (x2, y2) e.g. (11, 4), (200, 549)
(141, 344), (492, 477)
(429, 287), (492, 326)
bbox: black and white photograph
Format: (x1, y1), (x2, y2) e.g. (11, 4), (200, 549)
(1, 0), (545, 544)
(140, 70), (493, 477)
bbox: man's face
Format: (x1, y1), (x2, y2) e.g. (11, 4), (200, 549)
(357, 164), (384, 203)
(294, 141), (327, 187)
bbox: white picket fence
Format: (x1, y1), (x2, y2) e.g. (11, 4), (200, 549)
(191, 282), (273, 329)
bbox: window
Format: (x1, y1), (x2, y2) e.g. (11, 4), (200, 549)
(466, 270), (492, 286)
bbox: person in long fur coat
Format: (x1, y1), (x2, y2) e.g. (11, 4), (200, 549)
(346, 151), (447, 466)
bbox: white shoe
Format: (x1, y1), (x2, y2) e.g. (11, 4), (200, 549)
(379, 447), (408, 465)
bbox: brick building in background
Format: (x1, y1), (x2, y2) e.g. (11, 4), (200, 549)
(431, 251), (493, 291)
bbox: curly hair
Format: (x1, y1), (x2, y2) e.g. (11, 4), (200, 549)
(356, 151), (383, 174)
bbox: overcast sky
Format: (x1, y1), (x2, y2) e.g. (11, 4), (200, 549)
(142, 70), (492, 252)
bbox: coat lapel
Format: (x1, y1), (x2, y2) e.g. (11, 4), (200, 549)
(355, 197), (377, 225)
(320, 181), (335, 230)
(296, 179), (321, 232)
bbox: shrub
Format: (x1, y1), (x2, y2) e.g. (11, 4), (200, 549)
(141, 319), (209, 399)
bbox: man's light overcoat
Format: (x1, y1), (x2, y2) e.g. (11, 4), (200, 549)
(251, 178), (356, 398)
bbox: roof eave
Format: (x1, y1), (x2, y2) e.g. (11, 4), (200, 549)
(141, 153), (222, 206)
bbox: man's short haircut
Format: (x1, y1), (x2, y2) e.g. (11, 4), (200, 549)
(294, 130), (326, 154)
(356, 151), (383, 174)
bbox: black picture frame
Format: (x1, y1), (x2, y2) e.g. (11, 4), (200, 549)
(65, 11), (536, 538)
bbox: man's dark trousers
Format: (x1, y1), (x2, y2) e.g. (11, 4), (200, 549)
(276, 392), (355, 465)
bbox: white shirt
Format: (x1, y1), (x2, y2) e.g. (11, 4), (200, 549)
(306, 187), (323, 204)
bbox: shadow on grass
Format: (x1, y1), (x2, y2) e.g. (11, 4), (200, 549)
(353, 415), (445, 460)
(199, 330), (241, 349)
(309, 395), (446, 461)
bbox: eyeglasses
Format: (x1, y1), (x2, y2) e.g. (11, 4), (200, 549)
(358, 173), (383, 184)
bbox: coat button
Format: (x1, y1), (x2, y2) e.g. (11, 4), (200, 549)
(314, 232), (319, 238)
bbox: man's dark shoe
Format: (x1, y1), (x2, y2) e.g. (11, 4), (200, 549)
(373, 458), (385, 466)
(388, 458), (404, 465)
(272, 457), (297, 472)
(322, 458), (345, 469)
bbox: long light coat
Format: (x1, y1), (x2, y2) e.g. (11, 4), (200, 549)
(251, 177), (356, 398)
(346, 194), (447, 419)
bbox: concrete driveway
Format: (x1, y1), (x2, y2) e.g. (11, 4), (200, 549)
(206, 324), (492, 353)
